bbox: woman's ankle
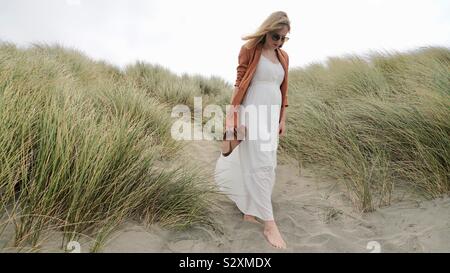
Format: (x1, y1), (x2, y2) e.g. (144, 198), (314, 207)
(264, 220), (276, 228)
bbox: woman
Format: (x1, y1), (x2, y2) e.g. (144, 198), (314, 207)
(214, 11), (290, 249)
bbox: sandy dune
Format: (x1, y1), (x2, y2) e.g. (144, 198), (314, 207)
(100, 125), (450, 253)
(2, 124), (449, 253)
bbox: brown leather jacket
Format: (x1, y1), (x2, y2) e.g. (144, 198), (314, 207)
(230, 42), (289, 128)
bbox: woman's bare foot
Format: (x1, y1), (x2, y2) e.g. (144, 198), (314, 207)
(243, 214), (261, 224)
(263, 220), (287, 249)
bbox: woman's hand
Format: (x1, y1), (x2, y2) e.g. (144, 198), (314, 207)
(279, 120), (286, 136)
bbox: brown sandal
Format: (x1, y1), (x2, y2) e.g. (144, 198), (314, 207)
(221, 125), (246, 157)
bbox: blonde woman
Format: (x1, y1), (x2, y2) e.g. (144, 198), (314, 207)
(215, 11), (290, 249)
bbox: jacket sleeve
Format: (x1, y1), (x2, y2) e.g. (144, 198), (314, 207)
(234, 45), (250, 88)
(283, 53), (289, 107)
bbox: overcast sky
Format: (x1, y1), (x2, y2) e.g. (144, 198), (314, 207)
(1, 0), (449, 85)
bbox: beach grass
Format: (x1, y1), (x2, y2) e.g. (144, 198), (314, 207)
(281, 46), (449, 212)
(0, 42), (223, 252)
(1, 41), (448, 251)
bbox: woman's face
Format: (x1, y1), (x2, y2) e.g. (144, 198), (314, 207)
(264, 25), (289, 50)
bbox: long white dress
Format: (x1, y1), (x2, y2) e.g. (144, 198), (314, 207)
(214, 54), (284, 221)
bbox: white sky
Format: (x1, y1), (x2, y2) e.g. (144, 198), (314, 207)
(1, 0), (449, 85)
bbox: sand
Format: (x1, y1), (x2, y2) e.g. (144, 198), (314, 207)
(100, 124), (450, 253)
(1, 123), (449, 252)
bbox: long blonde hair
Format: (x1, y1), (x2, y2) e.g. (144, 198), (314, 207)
(241, 11), (291, 49)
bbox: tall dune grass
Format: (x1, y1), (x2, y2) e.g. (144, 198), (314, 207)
(282, 46), (449, 212)
(125, 61), (231, 127)
(0, 42), (223, 252)
(1, 40), (448, 250)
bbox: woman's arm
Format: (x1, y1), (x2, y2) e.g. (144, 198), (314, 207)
(279, 52), (289, 125)
(226, 45), (250, 129)
(282, 52), (289, 108)
(229, 87), (239, 105)
(230, 45), (250, 104)
(233, 45), (250, 89)
(280, 107), (287, 122)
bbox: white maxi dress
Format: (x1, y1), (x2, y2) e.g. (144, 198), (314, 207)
(214, 54), (284, 221)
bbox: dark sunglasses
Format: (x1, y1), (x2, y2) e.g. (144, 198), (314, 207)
(270, 32), (289, 42)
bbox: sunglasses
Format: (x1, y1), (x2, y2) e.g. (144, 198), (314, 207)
(270, 32), (290, 42)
